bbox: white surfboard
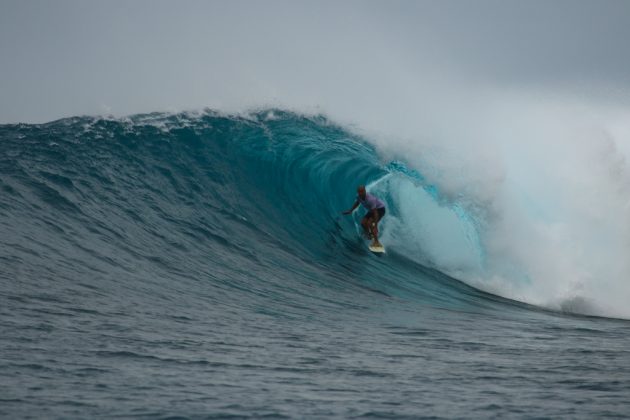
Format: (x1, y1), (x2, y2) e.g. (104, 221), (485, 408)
(368, 244), (385, 253)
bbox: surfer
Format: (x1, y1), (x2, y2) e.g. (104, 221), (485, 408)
(342, 185), (386, 247)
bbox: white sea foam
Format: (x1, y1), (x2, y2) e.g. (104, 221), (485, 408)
(358, 91), (630, 319)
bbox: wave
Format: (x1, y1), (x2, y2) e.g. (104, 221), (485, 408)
(0, 109), (626, 319)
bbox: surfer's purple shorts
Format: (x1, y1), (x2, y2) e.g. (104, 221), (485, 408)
(362, 207), (385, 221)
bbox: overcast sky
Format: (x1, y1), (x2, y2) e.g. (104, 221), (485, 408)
(1, 0), (630, 123)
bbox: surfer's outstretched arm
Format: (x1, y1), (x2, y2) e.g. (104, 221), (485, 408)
(342, 200), (359, 215)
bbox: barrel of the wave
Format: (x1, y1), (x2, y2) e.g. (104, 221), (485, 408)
(342, 185), (386, 253)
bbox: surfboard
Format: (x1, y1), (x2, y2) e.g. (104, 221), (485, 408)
(369, 244), (385, 253)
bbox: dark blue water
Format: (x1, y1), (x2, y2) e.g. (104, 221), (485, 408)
(1, 111), (629, 418)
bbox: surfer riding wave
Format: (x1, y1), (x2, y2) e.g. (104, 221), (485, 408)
(342, 185), (386, 248)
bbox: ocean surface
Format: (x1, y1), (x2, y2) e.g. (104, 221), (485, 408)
(1, 110), (629, 419)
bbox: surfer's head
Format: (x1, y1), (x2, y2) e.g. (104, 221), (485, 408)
(357, 185), (366, 199)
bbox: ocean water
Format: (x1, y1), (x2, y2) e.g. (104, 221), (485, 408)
(1, 110), (629, 418)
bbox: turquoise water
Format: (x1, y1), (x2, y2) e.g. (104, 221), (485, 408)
(1, 111), (629, 418)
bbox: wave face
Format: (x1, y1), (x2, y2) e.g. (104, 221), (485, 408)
(0, 110), (495, 312)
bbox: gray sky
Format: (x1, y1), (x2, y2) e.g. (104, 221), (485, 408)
(1, 0), (630, 123)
